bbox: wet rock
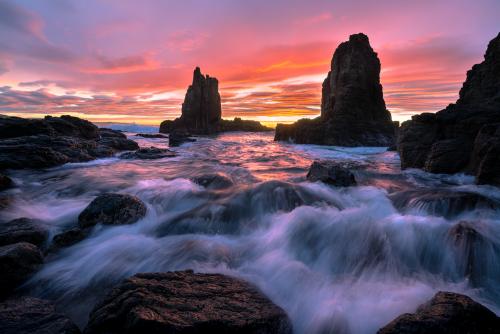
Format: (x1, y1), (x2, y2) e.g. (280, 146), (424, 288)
(378, 291), (500, 334)
(135, 133), (168, 138)
(0, 296), (81, 334)
(389, 189), (500, 218)
(168, 130), (196, 147)
(398, 33), (500, 185)
(275, 33), (395, 146)
(78, 193), (147, 228)
(97, 136), (139, 151)
(50, 227), (90, 251)
(0, 242), (43, 297)
(192, 173), (234, 189)
(98, 128), (126, 139)
(120, 147), (176, 160)
(0, 173), (13, 191)
(84, 270), (293, 334)
(0, 218), (49, 247)
(306, 161), (356, 186)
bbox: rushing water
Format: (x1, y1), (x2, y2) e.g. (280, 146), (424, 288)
(1, 131), (500, 333)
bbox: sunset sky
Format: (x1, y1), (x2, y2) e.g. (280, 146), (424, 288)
(0, 0), (499, 127)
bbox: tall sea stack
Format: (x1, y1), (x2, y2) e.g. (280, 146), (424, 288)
(275, 33), (395, 146)
(397, 32), (500, 185)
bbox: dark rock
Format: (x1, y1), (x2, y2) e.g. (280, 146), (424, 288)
(0, 242), (43, 297)
(50, 227), (90, 251)
(306, 161), (357, 186)
(78, 193), (147, 228)
(0, 218), (49, 247)
(0, 296), (80, 334)
(84, 270), (293, 334)
(192, 173), (234, 189)
(0, 115), (140, 170)
(398, 33), (500, 185)
(120, 147), (176, 160)
(275, 33), (395, 147)
(98, 128), (126, 139)
(168, 130), (196, 147)
(159, 67), (270, 135)
(377, 291), (500, 334)
(389, 188), (500, 218)
(0, 174), (13, 191)
(135, 133), (168, 138)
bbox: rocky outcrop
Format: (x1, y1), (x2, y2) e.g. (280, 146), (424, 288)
(159, 67), (271, 135)
(168, 130), (196, 147)
(0, 297), (81, 334)
(378, 291), (500, 334)
(0, 242), (43, 297)
(0, 218), (48, 247)
(135, 133), (168, 138)
(78, 193), (147, 228)
(120, 147), (176, 159)
(0, 115), (139, 170)
(275, 33), (395, 147)
(192, 173), (234, 189)
(398, 33), (500, 185)
(306, 161), (357, 186)
(84, 270), (293, 334)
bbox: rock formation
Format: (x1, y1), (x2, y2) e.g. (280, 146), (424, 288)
(0, 218), (48, 248)
(275, 33), (396, 146)
(84, 270), (293, 334)
(306, 161), (357, 186)
(398, 32), (500, 185)
(378, 291), (500, 334)
(159, 67), (271, 136)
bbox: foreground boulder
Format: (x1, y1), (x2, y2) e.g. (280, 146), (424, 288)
(84, 270), (292, 334)
(159, 67), (271, 135)
(0, 242), (43, 297)
(78, 193), (147, 228)
(275, 33), (395, 147)
(192, 173), (234, 189)
(0, 174), (13, 191)
(49, 227), (90, 251)
(398, 33), (500, 185)
(378, 291), (500, 334)
(120, 147), (176, 160)
(306, 161), (357, 186)
(0, 115), (139, 170)
(0, 297), (80, 334)
(0, 218), (48, 247)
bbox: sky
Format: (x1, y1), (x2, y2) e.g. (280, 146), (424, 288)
(0, 0), (499, 127)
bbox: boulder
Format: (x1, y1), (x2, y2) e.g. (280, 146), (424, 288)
(398, 33), (500, 185)
(84, 270), (293, 334)
(0, 218), (49, 247)
(378, 291), (500, 334)
(0, 173), (13, 191)
(168, 130), (196, 147)
(0, 297), (80, 334)
(275, 33), (395, 146)
(0, 242), (43, 297)
(97, 136), (139, 151)
(98, 128), (126, 139)
(120, 147), (176, 160)
(306, 161), (357, 186)
(50, 227), (90, 251)
(78, 193), (147, 228)
(192, 173), (234, 189)
(135, 133), (168, 138)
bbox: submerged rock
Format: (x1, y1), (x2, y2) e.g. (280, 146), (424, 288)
(84, 270), (293, 334)
(135, 133), (168, 138)
(378, 291), (500, 334)
(192, 173), (234, 189)
(306, 161), (357, 186)
(0, 218), (48, 247)
(78, 193), (147, 228)
(0, 297), (80, 334)
(120, 147), (176, 160)
(275, 33), (395, 146)
(397, 33), (500, 185)
(0, 173), (13, 191)
(168, 130), (196, 147)
(50, 227), (90, 251)
(0, 242), (43, 297)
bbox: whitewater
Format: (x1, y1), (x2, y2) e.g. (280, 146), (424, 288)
(1, 131), (499, 333)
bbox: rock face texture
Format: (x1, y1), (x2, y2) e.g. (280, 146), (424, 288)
(378, 291), (500, 334)
(0, 218), (48, 247)
(78, 193), (147, 228)
(0, 115), (139, 170)
(159, 68), (271, 135)
(0, 297), (81, 334)
(306, 161), (357, 186)
(398, 33), (500, 185)
(84, 270), (293, 334)
(275, 33), (395, 146)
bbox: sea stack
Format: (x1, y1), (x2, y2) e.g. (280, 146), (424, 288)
(275, 33), (395, 146)
(397, 32), (500, 185)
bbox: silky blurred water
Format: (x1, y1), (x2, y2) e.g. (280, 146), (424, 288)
(1, 131), (499, 333)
